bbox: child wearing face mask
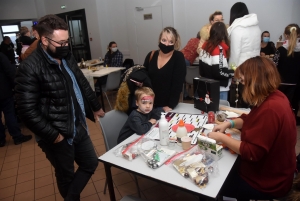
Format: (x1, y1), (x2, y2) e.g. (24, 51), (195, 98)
(260, 31), (276, 57)
(117, 87), (160, 144)
(103, 41), (123, 67)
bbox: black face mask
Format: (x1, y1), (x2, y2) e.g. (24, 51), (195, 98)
(159, 42), (174, 54)
(47, 45), (69, 59)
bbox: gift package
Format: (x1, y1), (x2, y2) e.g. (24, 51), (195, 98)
(172, 146), (219, 188)
(193, 77), (220, 113)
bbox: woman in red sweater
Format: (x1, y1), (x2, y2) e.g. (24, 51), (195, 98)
(208, 56), (296, 200)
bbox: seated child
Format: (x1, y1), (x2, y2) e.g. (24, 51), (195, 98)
(117, 87), (160, 143)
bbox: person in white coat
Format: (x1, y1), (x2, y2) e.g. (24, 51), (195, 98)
(227, 2), (261, 108)
(227, 2), (261, 67)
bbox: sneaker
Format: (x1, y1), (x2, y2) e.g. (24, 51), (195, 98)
(0, 140), (6, 147)
(14, 135), (32, 145)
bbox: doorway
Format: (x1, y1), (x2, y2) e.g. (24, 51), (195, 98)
(56, 9), (91, 62)
(134, 6), (163, 64)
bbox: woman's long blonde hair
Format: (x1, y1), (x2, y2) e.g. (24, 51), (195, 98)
(284, 24), (300, 57)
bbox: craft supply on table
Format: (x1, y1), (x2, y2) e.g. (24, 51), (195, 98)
(146, 112), (207, 146)
(181, 136), (192, 150)
(176, 119), (188, 146)
(198, 135), (223, 161)
(172, 145), (219, 188)
(207, 111), (215, 123)
(159, 113), (169, 146)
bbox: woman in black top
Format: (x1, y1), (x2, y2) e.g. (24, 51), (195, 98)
(260, 31), (276, 57)
(143, 27), (186, 112)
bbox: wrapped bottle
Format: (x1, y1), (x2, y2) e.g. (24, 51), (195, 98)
(176, 119), (187, 146)
(159, 114), (169, 146)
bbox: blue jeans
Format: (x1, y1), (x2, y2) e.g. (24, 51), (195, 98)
(220, 91), (228, 101)
(0, 96), (22, 141)
(38, 123), (98, 200)
(184, 59), (190, 66)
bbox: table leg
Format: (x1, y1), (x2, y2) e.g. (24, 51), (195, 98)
(103, 163), (116, 201)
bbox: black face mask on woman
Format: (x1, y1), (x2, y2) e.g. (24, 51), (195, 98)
(158, 42), (174, 54)
(47, 45), (69, 59)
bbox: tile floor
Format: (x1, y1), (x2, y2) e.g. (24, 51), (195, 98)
(0, 91), (300, 201)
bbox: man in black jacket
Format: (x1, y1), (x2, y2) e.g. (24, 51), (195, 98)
(15, 15), (105, 201)
(0, 52), (32, 147)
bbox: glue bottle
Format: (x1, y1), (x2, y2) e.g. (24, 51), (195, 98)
(159, 113), (169, 146)
(176, 119), (187, 146)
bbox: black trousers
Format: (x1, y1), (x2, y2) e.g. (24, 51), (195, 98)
(38, 123), (98, 201)
(220, 157), (277, 201)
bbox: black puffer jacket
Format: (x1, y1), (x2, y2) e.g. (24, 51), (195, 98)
(15, 43), (101, 143)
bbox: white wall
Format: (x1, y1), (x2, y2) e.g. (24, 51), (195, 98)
(1, 0), (299, 62)
(0, 0), (38, 19)
(174, 0), (300, 47)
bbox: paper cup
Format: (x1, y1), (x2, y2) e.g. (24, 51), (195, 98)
(181, 136), (192, 150)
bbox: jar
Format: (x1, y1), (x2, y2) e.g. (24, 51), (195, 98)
(207, 111), (215, 124)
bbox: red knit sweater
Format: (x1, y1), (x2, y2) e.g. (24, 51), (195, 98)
(181, 38), (200, 65)
(239, 90), (296, 197)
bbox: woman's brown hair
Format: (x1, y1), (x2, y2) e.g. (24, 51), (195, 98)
(158, 27), (181, 50)
(235, 56), (281, 106)
(284, 24), (300, 57)
(209, 11), (223, 23)
(202, 22), (230, 58)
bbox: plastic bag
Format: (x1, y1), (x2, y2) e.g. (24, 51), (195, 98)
(114, 135), (145, 160)
(172, 146), (219, 188)
(138, 138), (176, 169)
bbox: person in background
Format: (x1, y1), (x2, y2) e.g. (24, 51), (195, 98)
(0, 36), (16, 64)
(19, 26), (36, 55)
(0, 52), (32, 147)
(14, 14), (105, 200)
(227, 2), (261, 107)
(103, 41), (123, 67)
(197, 11), (225, 54)
(143, 27), (186, 113)
(21, 25), (40, 60)
(273, 24), (300, 122)
(15, 33), (22, 57)
(117, 87), (159, 144)
(181, 32), (200, 100)
(199, 22), (234, 101)
(208, 56), (296, 200)
(260, 31), (276, 57)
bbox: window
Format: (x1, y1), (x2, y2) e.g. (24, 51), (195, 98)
(2, 25), (19, 33)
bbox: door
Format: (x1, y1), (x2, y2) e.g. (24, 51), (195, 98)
(134, 6), (163, 64)
(57, 9), (91, 62)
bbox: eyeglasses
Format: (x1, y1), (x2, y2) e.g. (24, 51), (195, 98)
(45, 37), (69, 47)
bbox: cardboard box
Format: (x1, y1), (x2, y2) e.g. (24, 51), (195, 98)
(193, 77), (220, 113)
(197, 135), (223, 161)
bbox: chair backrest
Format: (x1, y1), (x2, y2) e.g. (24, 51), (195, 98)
(123, 58), (134, 70)
(186, 66), (199, 85)
(219, 99), (230, 106)
(98, 110), (128, 150)
(104, 70), (121, 91)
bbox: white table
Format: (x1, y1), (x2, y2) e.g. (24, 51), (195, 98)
(78, 59), (104, 67)
(98, 103), (238, 201)
(82, 67), (125, 111)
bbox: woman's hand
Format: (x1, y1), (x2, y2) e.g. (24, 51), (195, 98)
(207, 132), (224, 143)
(212, 121), (231, 133)
(163, 106), (172, 112)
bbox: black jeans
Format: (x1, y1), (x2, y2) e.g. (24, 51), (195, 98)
(0, 96), (22, 142)
(220, 157), (276, 201)
(38, 123), (98, 201)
